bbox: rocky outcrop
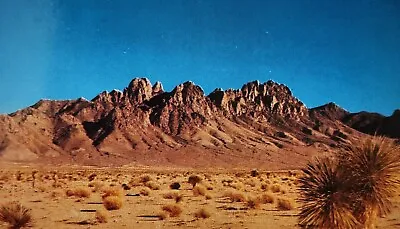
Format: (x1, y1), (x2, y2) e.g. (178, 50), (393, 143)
(0, 77), (398, 167)
(208, 80), (308, 121)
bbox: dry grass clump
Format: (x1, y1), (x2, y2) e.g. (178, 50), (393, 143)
(277, 197), (295, 210)
(101, 187), (123, 199)
(163, 192), (183, 203)
(145, 181), (160, 190)
(244, 178), (258, 187)
(270, 184), (281, 193)
(162, 204), (182, 217)
(193, 185), (207, 196)
(88, 181), (104, 193)
(140, 175), (152, 183)
(258, 192), (275, 204)
(298, 137), (400, 229)
(246, 196), (261, 209)
(188, 175), (202, 188)
(223, 190), (247, 202)
(0, 201), (33, 229)
(260, 182), (269, 191)
(66, 187), (91, 198)
(139, 187), (151, 196)
(95, 208), (108, 223)
(103, 196), (123, 210)
(194, 208), (212, 219)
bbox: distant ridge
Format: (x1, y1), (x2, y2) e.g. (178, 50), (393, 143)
(0, 77), (398, 168)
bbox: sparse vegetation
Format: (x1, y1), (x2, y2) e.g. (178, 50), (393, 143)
(103, 196), (123, 210)
(188, 175), (202, 188)
(169, 182), (181, 190)
(95, 208), (108, 223)
(276, 197), (294, 210)
(0, 201), (33, 229)
(194, 208), (211, 219)
(162, 204), (182, 217)
(65, 187), (91, 198)
(193, 185), (207, 196)
(298, 137), (400, 229)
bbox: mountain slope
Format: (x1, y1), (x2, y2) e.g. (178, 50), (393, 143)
(0, 78), (397, 168)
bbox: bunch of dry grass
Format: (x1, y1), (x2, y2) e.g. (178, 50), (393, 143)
(188, 175), (202, 188)
(103, 196), (123, 210)
(0, 202), (33, 229)
(139, 187), (151, 196)
(276, 197), (295, 211)
(270, 184), (281, 193)
(223, 190), (247, 202)
(163, 192), (183, 203)
(101, 187), (123, 199)
(246, 196), (261, 209)
(194, 208), (212, 219)
(95, 208), (108, 223)
(162, 204), (182, 217)
(257, 192), (275, 204)
(66, 187), (91, 198)
(88, 181), (104, 193)
(193, 185), (207, 196)
(145, 181), (160, 190)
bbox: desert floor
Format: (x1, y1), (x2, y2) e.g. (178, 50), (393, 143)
(0, 164), (399, 229)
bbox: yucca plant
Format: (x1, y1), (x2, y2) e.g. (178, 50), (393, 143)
(298, 157), (359, 229)
(340, 137), (400, 229)
(299, 136), (400, 229)
(0, 202), (33, 229)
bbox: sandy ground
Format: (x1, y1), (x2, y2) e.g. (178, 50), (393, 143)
(0, 165), (399, 229)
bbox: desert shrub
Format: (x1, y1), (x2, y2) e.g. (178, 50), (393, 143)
(121, 183), (130, 190)
(270, 184), (281, 193)
(194, 208), (211, 219)
(193, 185), (207, 196)
(169, 182), (181, 190)
(339, 137), (400, 228)
(276, 197), (295, 211)
(66, 187), (91, 198)
(298, 137), (400, 229)
(101, 187), (123, 199)
(188, 175), (202, 188)
(103, 196), (123, 210)
(162, 204), (182, 217)
(95, 208), (108, 223)
(157, 212), (168, 220)
(260, 182), (269, 191)
(139, 187), (151, 196)
(0, 201), (33, 229)
(250, 169), (259, 177)
(246, 196), (261, 209)
(145, 181), (160, 190)
(258, 192), (275, 204)
(140, 175), (152, 183)
(223, 190), (247, 202)
(88, 181), (104, 193)
(163, 191), (183, 203)
(205, 194), (212, 200)
(88, 173), (97, 182)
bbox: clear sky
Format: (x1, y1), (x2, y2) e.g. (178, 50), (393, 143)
(0, 0), (399, 116)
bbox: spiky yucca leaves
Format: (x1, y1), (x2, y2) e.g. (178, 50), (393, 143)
(0, 202), (33, 229)
(298, 158), (359, 229)
(340, 137), (400, 228)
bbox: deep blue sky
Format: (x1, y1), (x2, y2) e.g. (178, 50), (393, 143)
(0, 0), (399, 116)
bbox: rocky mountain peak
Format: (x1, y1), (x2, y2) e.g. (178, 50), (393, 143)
(152, 81), (164, 95)
(124, 78), (154, 104)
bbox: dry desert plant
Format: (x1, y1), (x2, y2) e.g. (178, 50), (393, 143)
(163, 191), (183, 202)
(246, 196), (261, 209)
(188, 175), (202, 188)
(223, 190), (247, 202)
(101, 187), (123, 199)
(194, 208), (212, 219)
(0, 202), (33, 229)
(340, 137), (400, 228)
(103, 196), (123, 210)
(162, 204), (182, 217)
(66, 187), (91, 198)
(95, 208), (108, 223)
(145, 181), (160, 190)
(257, 192), (275, 204)
(298, 158), (359, 229)
(270, 184), (281, 193)
(276, 197), (295, 211)
(169, 182), (181, 190)
(193, 185), (207, 196)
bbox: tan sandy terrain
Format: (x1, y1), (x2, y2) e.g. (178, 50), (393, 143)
(0, 165), (399, 229)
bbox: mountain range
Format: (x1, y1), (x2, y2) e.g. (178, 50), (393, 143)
(0, 78), (398, 169)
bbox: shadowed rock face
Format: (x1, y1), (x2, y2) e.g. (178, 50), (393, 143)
(0, 77), (398, 167)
